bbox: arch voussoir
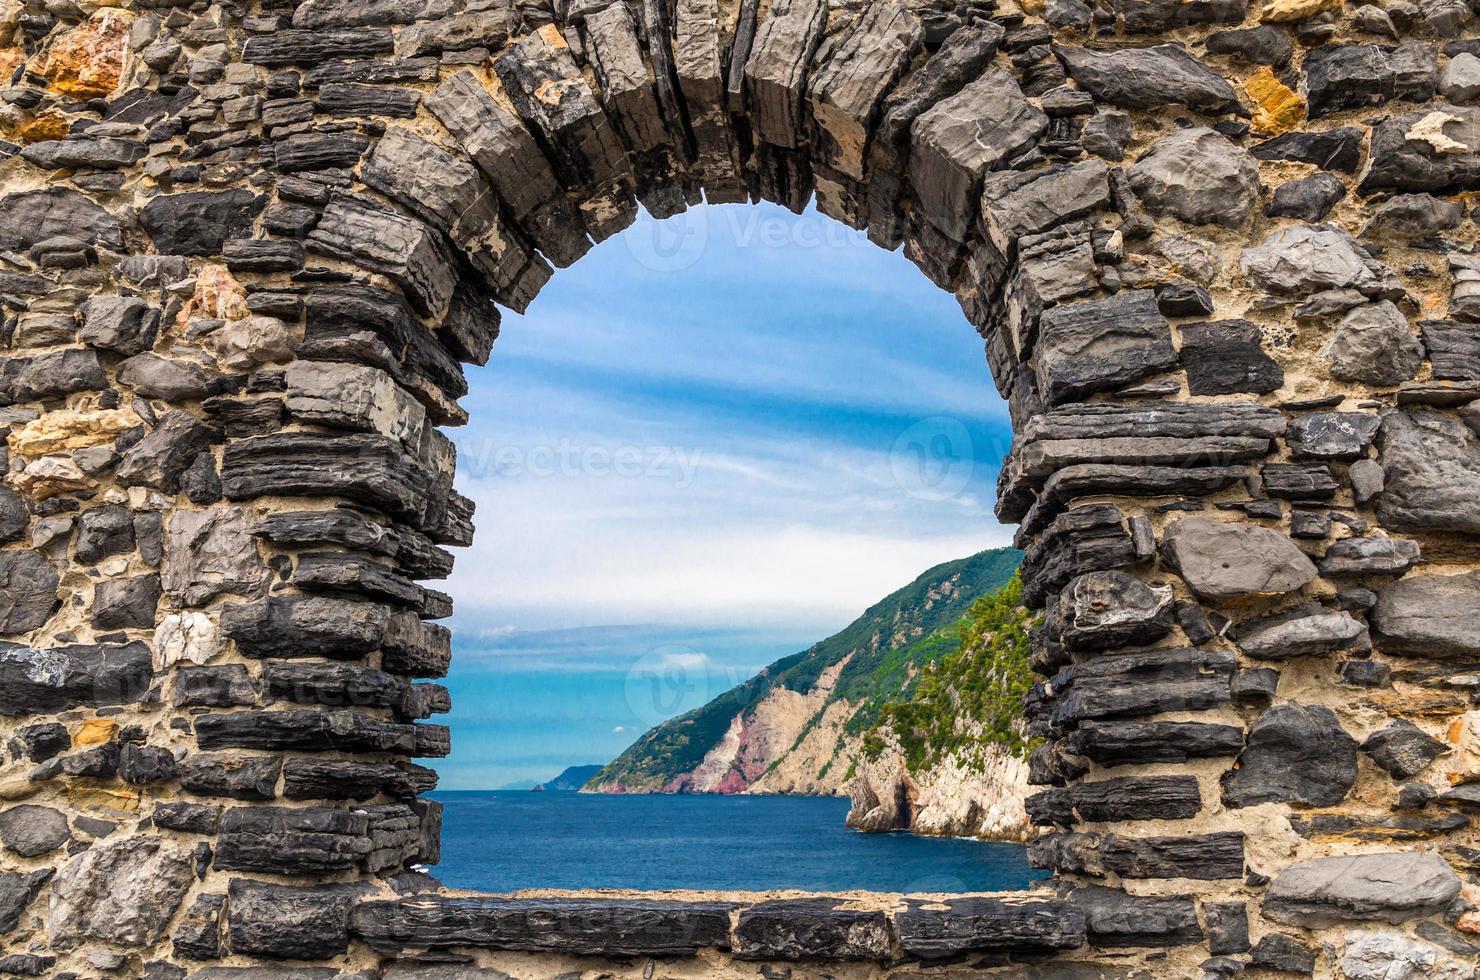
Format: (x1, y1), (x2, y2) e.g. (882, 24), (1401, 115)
(0, 0), (1478, 974)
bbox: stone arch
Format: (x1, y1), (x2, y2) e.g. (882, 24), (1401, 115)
(0, 0), (1479, 975)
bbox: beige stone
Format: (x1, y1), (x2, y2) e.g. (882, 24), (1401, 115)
(1260, 0), (1341, 20)
(0, 779), (39, 801)
(154, 611), (225, 668)
(14, 455), (96, 499)
(0, 0), (20, 44)
(204, 315), (301, 371)
(64, 784), (140, 814)
(8, 409), (141, 458)
(11, 110), (70, 143)
(184, 264), (249, 323)
(0, 47), (23, 82)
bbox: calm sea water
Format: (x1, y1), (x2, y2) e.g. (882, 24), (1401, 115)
(429, 791), (1046, 893)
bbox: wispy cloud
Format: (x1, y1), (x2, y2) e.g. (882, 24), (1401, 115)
(434, 201), (1015, 787)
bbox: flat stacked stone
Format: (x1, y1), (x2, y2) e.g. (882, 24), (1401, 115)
(0, 0), (1477, 974)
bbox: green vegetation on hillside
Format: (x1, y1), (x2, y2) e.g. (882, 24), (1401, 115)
(588, 547), (1023, 790)
(861, 574), (1039, 773)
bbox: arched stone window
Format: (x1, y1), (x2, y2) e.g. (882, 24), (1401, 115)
(0, 0), (1478, 974)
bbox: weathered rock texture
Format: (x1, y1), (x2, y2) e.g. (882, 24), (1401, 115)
(1, 0), (1479, 975)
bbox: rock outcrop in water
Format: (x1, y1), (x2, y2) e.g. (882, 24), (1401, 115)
(846, 578), (1037, 841)
(587, 552), (1037, 843)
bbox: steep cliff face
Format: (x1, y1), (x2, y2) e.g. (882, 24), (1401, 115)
(846, 737), (1032, 842)
(845, 578), (1038, 841)
(587, 548), (1022, 796)
(586, 551), (1038, 841)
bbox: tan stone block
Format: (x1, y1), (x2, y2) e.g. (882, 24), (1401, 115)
(0, 47), (24, 82)
(8, 408), (141, 458)
(12, 110), (70, 143)
(14, 455), (97, 499)
(66, 783), (140, 814)
(38, 10), (132, 99)
(0, 0), (21, 44)
(1259, 0), (1341, 20)
(0, 779), (39, 801)
(1246, 66), (1306, 136)
(74, 718), (119, 746)
(183, 264), (250, 324)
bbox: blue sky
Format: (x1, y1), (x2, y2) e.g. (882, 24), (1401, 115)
(437, 202), (1016, 789)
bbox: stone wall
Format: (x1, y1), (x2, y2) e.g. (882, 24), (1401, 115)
(0, 0), (1478, 975)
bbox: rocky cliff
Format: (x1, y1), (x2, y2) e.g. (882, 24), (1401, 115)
(846, 577), (1038, 841)
(587, 550), (1038, 841)
(536, 765), (604, 791)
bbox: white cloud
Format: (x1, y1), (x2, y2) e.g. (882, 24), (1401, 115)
(612, 726), (626, 734)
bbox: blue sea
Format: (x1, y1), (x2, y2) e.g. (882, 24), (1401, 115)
(430, 791), (1046, 893)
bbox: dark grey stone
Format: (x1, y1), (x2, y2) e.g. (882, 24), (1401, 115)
(1221, 703), (1358, 808)
(1251, 127), (1363, 172)
(1128, 128), (1259, 227)
(1065, 886), (1202, 949)
(1160, 518), (1317, 602)
(1180, 319), (1283, 395)
(1319, 536), (1421, 577)
(80, 296), (161, 355)
(177, 754), (282, 801)
(0, 349), (108, 406)
(0, 188), (124, 253)
(1053, 43), (1245, 114)
(0, 550), (59, 633)
(1034, 290), (1178, 406)
(173, 893), (225, 961)
(1377, 411), (1480, 534)
(893, 896), (1086, 959)
(1027, 775), (1201, 826)
(1203, 901), (1249, 956)
(908, 68), (1047, 241)
(1373, 570), (1480, 658)
(226, 880), (356, 960)
(1362, 719), (1450, 779)
(1031, 830), (1245, 880)
(1050, 570), (1174, 652)
(173, 666), (259, 708)
(0, 805), (68, 858)
(1263, 852), (1461, 927)
(117, 354), (214, 402)
(1205, 25), (1293, 66)
(140, 191), (263, 256)
(93, 574), (162, 630)
(10, 723), (69, 762)
(0, 870), (51, 936)
(1286, 412), (1381, 461)
(1041, 648), (1236, 730)
(1264, 172), (1346, 220)
(732, 900), (892, 960)
(1326, 302), (1423, 386)
(1235, 607), (1365, 659)
(120, 744), (177, 785)
(0, 642), (152, 715)
(352, 897), (737, 956)
(1365, 192), (1465, 237)
(1251, 933), (1318, 974)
